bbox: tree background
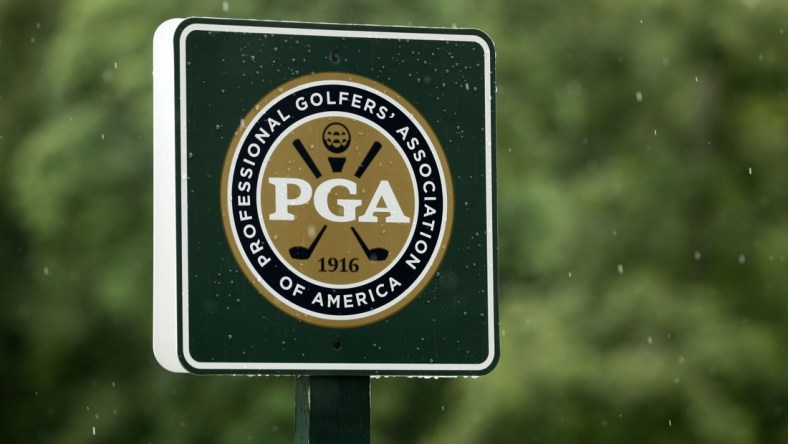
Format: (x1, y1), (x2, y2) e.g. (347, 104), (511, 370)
(1, 0), (786, 442)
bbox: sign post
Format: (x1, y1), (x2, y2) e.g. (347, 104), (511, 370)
(295, 376), (370, 443)
(153, 17), (496, 441)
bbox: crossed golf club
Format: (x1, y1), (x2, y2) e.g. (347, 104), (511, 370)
(287, 138), (388, 262)
(288, 224), (388, 262)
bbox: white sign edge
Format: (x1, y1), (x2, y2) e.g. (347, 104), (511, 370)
(152, 18), (188, 373)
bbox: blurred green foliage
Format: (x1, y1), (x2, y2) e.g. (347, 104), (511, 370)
(1, 0), (786, 443)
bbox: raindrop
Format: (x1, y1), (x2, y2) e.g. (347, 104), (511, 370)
(617, 264), (624, 274)
(222, 1), (230, 12)
(43, 267), (49, 276)
(694, 251), (701, 261)
(738, 254), (746, 265)
(748, 167), (753, 175)
(635, 91), (643, 102)
(227, 334), (233, 340)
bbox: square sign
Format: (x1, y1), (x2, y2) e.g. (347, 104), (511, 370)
(153, 17), (497, 375)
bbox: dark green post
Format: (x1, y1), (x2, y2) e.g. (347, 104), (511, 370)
(295, 376), (371, 443)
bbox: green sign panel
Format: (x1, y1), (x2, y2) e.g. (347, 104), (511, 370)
(153, 17), (497, 375)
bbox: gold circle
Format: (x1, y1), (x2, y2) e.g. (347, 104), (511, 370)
(220, 72), (454, 328)
(261, 116), (415, 286)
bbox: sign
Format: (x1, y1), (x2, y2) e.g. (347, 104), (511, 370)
(153, 17), (497, 375)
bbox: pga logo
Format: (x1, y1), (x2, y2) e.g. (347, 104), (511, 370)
(222, 73), (454, 328)
(268, 177), (409, 224)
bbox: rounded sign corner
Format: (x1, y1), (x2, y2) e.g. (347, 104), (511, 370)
(153, 18), (185, 46)
(153, 339), (188, 374)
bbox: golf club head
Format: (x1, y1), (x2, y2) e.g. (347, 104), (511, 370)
(289, 247), (311, 260)
(368, 248), (389, 261)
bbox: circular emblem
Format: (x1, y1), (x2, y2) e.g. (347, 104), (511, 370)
(221, 73), (453, 328)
